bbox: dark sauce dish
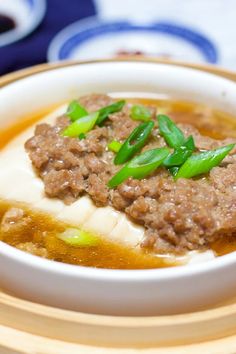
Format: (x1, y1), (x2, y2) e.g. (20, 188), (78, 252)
(0, 14), (16, 34)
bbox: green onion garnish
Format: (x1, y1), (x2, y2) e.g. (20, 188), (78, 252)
(62, 112), (99, 137)
(97, 100), (126, 126)
(175, 144), (235, 180)
(168, 166), (179, 176)
(157, 114), (185, 149)
(79, 133), (86, 140)
(57, 228), (99, 247)
(108, 140), (122, 153)
(66, 101), (88, 121)
(164, 135), (195, 167)
(114, 121), (154, 165)
(131, 105), (152, 122)
(108, 147), (169, 188)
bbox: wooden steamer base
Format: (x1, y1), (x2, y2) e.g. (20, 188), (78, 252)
(0, 59), (236, 354)
(0, 290), (236, 354)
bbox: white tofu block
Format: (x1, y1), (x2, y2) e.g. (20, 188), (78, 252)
(0, 146), (34, 176)
(84, 206), (121, 236)
(35, 197), (65, 216)
(187, 250), (216, 264)
(7, 173), (44, 204)
(57, 196), (96, 226)
(110, 215), (144, 247)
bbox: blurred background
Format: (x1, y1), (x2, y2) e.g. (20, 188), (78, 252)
(0, 0), (235, 76)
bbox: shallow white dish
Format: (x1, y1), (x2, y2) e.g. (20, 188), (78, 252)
(47, 17), (218, 64)
(0, 0), (46, 47)
(0, 61), (236, 316)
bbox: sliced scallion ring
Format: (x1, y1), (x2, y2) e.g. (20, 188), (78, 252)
(131, 104), (152, 122)
(62, 112), (99, 137)
(58, 228), (99, 247)
(66, 101), (88, 121)
(114, 121), (154, 165)
(175, 144), (235, 180)
(164, 135), (195, 167)
(108, 147), (169, 188)
(157, 114), (185, 149)
(108, 140), (122, 153)
(97, 100), (126, 126)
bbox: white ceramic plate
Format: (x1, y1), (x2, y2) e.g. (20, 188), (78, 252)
(0, 61), (236, 316)
(0, 0), (46, 47)
(47, 17), (218, 64)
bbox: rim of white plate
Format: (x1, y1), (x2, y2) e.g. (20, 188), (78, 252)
(0, 60), (235, 282)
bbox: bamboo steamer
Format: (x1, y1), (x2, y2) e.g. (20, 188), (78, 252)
(0, 59), (236, 354)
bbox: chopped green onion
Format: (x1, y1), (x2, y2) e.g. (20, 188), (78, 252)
(175, 144), (235, 180)
(157, 114), (185, 149)
(108, 147), (169, 188)
(131, 105), (152, 122)
(184, 135), (195, 150)
(79, 133), (86, 140)
(62, 112), (99, 137)
(169, 166), (179, 176)
(108, 140), (122, 153)
(58, 228), (99, 247)
(97, 100), (126, 126)
(114, 121), (154, 165)
(66, 101), (88, 121)
(164, 136), (195, 167)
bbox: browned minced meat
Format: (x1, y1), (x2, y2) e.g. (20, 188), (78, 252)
(16, 242), (48, 258)
(1, 207), (31, 233)
(25, 94), (236, 254)
(0, 207), (48, 257)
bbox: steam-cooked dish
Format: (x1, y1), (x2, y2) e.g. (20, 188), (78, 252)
(1, 94), (236, 269)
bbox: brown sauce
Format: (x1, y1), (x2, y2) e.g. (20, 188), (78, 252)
(0, 200), (176, 269)
(0, 104), (60, 149)
(126, 97), (236, 140)
(1, 97), (236, 267)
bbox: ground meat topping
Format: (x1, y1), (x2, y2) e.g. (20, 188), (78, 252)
(16, 242), (48, 258)
(1, 207), (32, 235)
(25, 94), (236, 254)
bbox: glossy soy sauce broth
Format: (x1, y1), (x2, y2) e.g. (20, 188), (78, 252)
(0, 97), (236, 269)
(0, 200), (174, 269)
(127, 97), (236, 139)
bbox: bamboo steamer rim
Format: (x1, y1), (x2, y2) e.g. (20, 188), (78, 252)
(0, 58), (236, 353)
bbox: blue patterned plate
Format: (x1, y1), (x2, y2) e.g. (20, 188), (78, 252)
(47, 17), (218, 65)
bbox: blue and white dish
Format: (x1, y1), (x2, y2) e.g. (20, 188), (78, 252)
(47, 17), (218, 65)
(0, 0), (46, 47)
